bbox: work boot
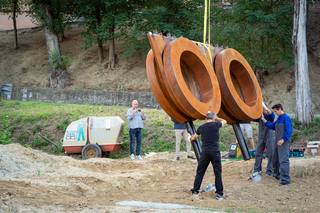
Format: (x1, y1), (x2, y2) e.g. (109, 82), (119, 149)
(216, 193), (226, 200)
(280, 182), (290, 186)
(136, 155), (143, 160)
(131, 154), (135, 160)
(191, 191), (199, 201)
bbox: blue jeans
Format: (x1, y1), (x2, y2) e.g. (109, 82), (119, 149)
(129, 128), (142, 155)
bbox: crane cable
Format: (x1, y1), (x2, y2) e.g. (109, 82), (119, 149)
(192, 0), (212, 65)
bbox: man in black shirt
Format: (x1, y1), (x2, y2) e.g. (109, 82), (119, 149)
(190, 112), (227, 200)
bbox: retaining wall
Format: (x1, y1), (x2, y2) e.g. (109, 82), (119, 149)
(2, 87), (161, 109)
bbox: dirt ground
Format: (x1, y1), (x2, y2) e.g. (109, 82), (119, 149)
(1, 144), (320, 213)
(1, 5), (320, 213)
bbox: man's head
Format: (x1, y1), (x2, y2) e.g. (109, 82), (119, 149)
(272, 103), (284, 116)
(132, 100), (138, 109)
(206, 112), (216, 122)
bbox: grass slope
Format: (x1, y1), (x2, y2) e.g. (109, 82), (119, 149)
(1, 100), (319, 159)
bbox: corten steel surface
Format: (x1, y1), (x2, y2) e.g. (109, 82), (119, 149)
(147, 34), (221, 123)
(146, 50), (191, 122)
(162, 38), (221, 120)
(215, 49), (263, 122)
(146, 32), (263, 124)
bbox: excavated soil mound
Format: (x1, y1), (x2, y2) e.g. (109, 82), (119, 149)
(1, 144), (320, 212)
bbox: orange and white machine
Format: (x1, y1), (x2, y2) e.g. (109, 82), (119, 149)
(62, 116), (125, 159)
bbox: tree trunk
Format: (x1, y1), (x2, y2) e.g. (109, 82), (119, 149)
(95, 5), (104, 64)
(107, 27), (115, 71)
(293, 0), (313, 126)
(255, 67), (264, 88)
(98, 42), (104, 63)
(43, 3), (68, 89)
(13, 0), (18, 49)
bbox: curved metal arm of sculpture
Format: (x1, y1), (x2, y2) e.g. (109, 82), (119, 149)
(146, 32), (263, 124)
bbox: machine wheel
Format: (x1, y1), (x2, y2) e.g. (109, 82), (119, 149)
(82, 144), (102, 160)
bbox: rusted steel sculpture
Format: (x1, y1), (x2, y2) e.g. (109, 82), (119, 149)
(146, 32), (263, 161)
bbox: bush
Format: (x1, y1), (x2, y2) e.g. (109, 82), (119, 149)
(0, 116), (13, 145)
(56, 118), (70, 132)
(32, 135), (49, 148)
(48, 48), (72, 72)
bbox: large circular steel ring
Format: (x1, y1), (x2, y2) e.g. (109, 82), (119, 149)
(146, 50), (192, 122)
(215, 48), (263, 121)
(162, 38), (221, 120)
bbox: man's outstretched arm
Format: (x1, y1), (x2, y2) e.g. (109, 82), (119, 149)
(215, 117), (227, 127)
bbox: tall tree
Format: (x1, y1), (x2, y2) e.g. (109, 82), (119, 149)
(293, 0), (313, 126)
(210, 0), (293, 87)
(0, 0), (22, 49)
(76, 0), (108, 64)
(122, 0), (203, 58)
(77, 0), (141, 69)
(28, 0), (74, 88)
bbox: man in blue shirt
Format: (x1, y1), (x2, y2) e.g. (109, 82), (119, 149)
(127, 100), (146, 160)
(261, 103), (293, 185)
(171, 118), (196, 161)
(253, 102), (275, 177)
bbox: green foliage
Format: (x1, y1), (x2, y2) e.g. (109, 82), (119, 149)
(17, 130), (29, 143)
(110, 153), (122, 159)
(210, 0), (294, 71)
(0, 115), (13, 144)
(0, 0), (23, 18)
(32, 135), (49, 148)
(48, 48), (72, 72)
(156, 121), (164, 126)
(27, 0), (74, 36)
(32, 125), (42, 134)
(56, 118), (70, 132)
(290, 131), (299, 142)
(291, 118), (301, 130)
(122, 0), (203, 58)
(51, 142), (64, 154)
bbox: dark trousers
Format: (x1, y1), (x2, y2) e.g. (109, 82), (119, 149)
(191, 151), (223, 195)
(129, 128), (142, 155)
(273, 140), (291, 183)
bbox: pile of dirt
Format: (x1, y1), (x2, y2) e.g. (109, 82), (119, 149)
(1, 144), (320, 212)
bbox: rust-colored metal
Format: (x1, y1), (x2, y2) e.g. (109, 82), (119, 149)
(146, 50), (191, 122)
(162, 38), (221, 120)
(146, 32), (262, 124)
(215, 48), (263, 122)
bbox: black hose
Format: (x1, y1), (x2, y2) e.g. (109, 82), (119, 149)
(38, 133), (60, 155)
(185, 121), (202, 162)
(231, 123), (251, 160)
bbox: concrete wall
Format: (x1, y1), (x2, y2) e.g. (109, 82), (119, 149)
(0, 13), (37, 31)
(3, 87), (161, 109)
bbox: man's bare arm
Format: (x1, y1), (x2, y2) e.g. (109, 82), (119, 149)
(190, 133), (199, 142)
(260, 116), (267, 123)
(215, 117), (227, 127)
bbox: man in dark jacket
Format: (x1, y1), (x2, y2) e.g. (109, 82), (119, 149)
(190, 112), (227, 200)
(261, 103), (293, 185)
(253, 102), (275, 177)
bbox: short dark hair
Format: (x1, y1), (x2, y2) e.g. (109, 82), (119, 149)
(272, 103), (283, 111)
(206, 112), (216, 120)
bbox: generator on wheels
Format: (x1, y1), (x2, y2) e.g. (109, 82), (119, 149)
(39, 116), (125, 159)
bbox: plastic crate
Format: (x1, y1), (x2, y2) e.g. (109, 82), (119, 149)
(289, 151), (304, 158)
